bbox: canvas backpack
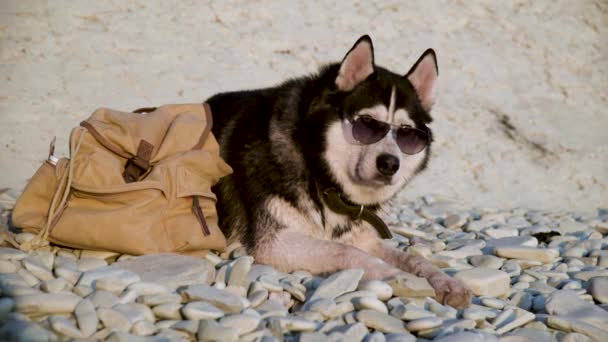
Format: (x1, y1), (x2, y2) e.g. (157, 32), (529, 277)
(12, 103), (232, 256)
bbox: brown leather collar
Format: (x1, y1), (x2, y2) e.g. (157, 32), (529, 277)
(321, 188), (392, 239)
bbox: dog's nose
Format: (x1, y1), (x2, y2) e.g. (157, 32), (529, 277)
(376, 153), (400, 176)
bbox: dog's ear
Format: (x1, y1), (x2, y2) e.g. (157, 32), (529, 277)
(335, 35), (375, 92)
(406, 49), (438, 111)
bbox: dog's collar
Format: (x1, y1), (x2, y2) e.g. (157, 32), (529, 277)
(321, 188), (392, 240)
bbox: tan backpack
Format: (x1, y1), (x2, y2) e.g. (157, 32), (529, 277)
(12, 103), (232, 256)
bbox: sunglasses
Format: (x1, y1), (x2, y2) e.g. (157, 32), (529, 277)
(345, 115), (430, 155)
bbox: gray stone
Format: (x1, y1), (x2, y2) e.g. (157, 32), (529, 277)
(327, 322), (368, 340)
(469, 255), (504, 269)
(227, 256), (254, 288)
(40, 277), (68, 293)
(547, 316), (608, 342)
(386, 273), (435, 298)
(545, 290), (608, 332)
(356, 309), (407, 333)
(181, 284), (245, 313)
(352, 296), (388, 314)
(588, 277), (608, 304)
(268, 316), (318, 332)
(77, 257), (108, 272)
(53, 267), (81, 285)
(22, 256), (54, 281)
(78, 268), (140, 288)
(453, 267), (510, 297)
(14, 293), (82, 314)
(0, 247), (27, 261)
(462, 308), (496, 321)
(88, 290), (120, 308)
(152, 303), (182, 320)
(182, 301), (224, 320)
(0, 259), (18, 273)
(131, 320), (157, 336)
(113, 303), (155, 324)
(74, 298), (98, 337)
(48, 315), (83, 339)
(390, 303), (435, 320)
(495, 246), (559, 263)
(495, 308), (535, 334)
(127, 281), (172, 296)
(433, 331), (499, 342)
(405, 317), (442, 331)
(309, 269), (364, 301)
(107, 253), (215, 289)
(97, 307), (132, 332)
(219, 313), (261, 335)
(198, 319), (239, 341)
(0, 319), (58, 341)
(137, 293), (182, 306)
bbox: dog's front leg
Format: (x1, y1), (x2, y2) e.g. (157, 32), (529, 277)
(355, 234), (472, 308)
(253, 229), (404, 280)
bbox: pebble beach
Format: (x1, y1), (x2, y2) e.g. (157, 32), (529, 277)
(1, 191), (607, 341)
(1, 0), (607, 341)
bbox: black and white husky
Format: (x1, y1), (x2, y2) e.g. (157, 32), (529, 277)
(207, 35), (472, 308)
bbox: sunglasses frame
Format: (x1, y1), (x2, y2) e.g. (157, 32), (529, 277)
(344, 114), (431, 155)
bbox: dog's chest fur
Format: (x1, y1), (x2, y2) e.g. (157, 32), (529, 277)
(266, 192), (374, 244)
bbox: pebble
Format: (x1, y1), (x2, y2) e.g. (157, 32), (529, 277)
(358, 280), (393, 300)
(0, 259), (18, 272)
(153, 303), (183, 320)
(588, 277), (608, 304)
(54, 266), (81, 285)
(469, 255), (504, 269)
(78, 257), (108, 272)
(198, 319), (239, 341)
(328, 322), (369, 341)
(386, 274), (435, 297)
(97, 307), (132, 332)
(48, 315), (83, 339)
(88, 290), (120, 308)
(181, 284), (245, 313)
(356, 309), (407, 333)
(405, 316), (443, 331)
(390, 303), (435, 320)
(227, 256), (254, 288)
(137, 293), (182, 306)
(495, 308), (535, 334)
(0, 247), (28, 260)
(74, 299), (98, 337)
(110, 253), (216, 288)
(495, 246), (559, 263)
(14, 293), (82, 313)
(113, 303), (155, 324)
(127, 281), (172, 296)
(353, 296), (388, 314)
(309, 268), (364, 301)
(219, 313), (261, 335)
(182, 301), (224, 320)
(132, 320), (157, 336)
(481, 297), (507, 309)
(269, 316), (318, 332)
(40, 277), (67, 293)
(453, 267), (510, 297)
(22, 256), (54, 281)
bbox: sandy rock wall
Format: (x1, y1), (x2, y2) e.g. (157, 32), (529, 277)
(1, 0), (606, 211)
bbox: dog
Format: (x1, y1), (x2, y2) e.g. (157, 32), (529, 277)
(206, 35), (472, 308)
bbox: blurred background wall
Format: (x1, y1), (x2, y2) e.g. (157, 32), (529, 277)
(1, 0), (606, 211)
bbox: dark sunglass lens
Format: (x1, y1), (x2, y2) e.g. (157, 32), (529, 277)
(352, 116), (390, 144)
(397, 128), (428, 154)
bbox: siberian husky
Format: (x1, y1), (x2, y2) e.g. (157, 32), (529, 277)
(207, 35), (472, 308)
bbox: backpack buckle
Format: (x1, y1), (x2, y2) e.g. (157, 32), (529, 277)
(123, 140), (154, 183)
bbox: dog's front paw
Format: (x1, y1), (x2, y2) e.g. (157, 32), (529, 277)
(428, 273), (472, 309)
